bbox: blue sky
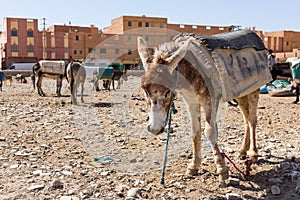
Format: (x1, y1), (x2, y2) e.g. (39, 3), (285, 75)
(0, 0), (299, 32)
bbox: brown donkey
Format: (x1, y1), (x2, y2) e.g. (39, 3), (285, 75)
(138, 30), (272, 185)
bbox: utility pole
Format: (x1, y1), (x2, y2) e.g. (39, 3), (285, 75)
(42, 18), (46, 60)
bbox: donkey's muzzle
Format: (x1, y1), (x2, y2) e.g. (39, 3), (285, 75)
(147, 124), (165, 135)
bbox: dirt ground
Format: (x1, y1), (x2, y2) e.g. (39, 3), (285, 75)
(0, 73), (299, 200)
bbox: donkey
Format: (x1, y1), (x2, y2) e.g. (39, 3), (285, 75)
(32, 60), (66, 97)
(93, 67), (128, 91)
(138, 29), (272, 185)
(66, 61), (86, 105)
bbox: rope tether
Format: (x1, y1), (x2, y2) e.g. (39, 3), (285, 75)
(160, 66), (179, 185)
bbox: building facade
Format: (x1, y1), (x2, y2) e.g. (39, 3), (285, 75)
(0, 17), (110, 69)
(2, 15), (300, 69)
(263, 30), (300, 62)
(0, 17), (42, 69)
(100, 15), (231, 67)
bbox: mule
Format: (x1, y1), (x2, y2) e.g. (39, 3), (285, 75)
(32, 60), (66, 97)
(93, 67), (127, 91)
(66, 61), (86, 105)
(138, 29), (272, 185)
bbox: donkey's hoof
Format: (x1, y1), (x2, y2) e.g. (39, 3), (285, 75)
(239, 153), (247, 160)
(218, 179), (227, 188)
(248, 151), (258, 163)
(217, 166), (229, 181)
(249, 155), (258, 163)
(186, 167), (199, 176)
(219, 171), (229, 180)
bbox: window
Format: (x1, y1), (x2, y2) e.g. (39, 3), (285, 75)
(128, 35), (132, 41)
(128, 49), (132, 55)
(145, 22), (149, 27)
(115, 49), (119, 54)
(80, 50), (83, 54)
(286, 41), (289, 46)
(65, 48), (69, 53)
(27, 45), (34, 52)
(75, 35), (79, 40)
(74, 50), (77, 54)
(160, 23), (164, 28)
(138, 21), (142, 27)
(128, 21), (132, 26)
(51, 48), (55, 53)
(27, 29), (34, 37)
(113, 35), (120, 40)
(100, 48), (106, 54)
(88, 48), (93, 53)
(160, 36), (165, 43)
(151, 22), (155, 27)
(150, 36), (156, 42)
(11, 29), (18, 36)
(11, 44), (18, 52)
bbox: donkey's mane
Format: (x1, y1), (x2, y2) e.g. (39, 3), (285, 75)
(153, 41), (180, 63)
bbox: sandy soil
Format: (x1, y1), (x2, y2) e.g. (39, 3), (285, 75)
(0, 73), (299, 200)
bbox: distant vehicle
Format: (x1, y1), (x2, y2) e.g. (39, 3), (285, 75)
(7, 62), (37, 70)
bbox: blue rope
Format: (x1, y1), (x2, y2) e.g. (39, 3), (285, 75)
(160, 66), (178, 185)
(160, 102), (175, 185)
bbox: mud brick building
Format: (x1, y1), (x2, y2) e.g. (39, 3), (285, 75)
(1, 15), (300, 69)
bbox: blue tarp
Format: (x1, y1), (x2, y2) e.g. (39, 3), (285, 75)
(291, 63), (300, 79)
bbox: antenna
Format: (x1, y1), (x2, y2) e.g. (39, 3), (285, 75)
(42, 18), (46, 60)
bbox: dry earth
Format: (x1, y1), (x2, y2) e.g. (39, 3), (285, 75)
(0, 72), (300, 200)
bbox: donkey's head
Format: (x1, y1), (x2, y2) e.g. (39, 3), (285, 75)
(138, 36), (192, 135)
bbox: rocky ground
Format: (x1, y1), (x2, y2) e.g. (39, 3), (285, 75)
(0, 72), (300, 200)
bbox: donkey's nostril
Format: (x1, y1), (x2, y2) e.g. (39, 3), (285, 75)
(147, 124), (151, 132)
(154, 100), (157, 105)
(159, 127), (165, 133)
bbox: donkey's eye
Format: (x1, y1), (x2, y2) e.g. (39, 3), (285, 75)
(144, 90), (150, 98)
(165, 90), (171, 99)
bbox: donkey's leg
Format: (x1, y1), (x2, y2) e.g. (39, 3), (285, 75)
(37, 75), (45, 96)
(237, 90), (259, 162)
(80, 82), (84, 103)
(186, 102), (202, 176)
(56, 77), (63, 97)
(116, 79), (121, 89)
(31, 74), (36, 90)
(203, 99), (229, 183)
(94, 77), (100, 91)
(70, 77), (77, 105)
(236, 96), (250, 160)
(111, 78), (115, 90)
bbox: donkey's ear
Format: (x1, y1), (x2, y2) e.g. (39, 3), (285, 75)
(137, 37), (151, 71)
(165, 38), (193, 71)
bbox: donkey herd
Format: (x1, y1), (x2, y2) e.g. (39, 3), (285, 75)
(1, 58), (127, 105)
(1, 30), (295, 187)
